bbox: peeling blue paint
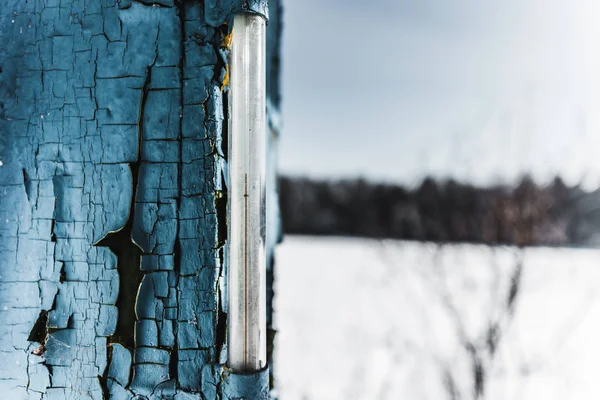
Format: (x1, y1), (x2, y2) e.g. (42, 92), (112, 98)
(0, 0), (278, 398)
(221, 367), (271, 399)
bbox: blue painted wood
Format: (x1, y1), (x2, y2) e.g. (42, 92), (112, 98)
(0, 0), (277, 398)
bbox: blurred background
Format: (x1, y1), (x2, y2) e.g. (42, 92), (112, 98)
(272, 0), (600, 399)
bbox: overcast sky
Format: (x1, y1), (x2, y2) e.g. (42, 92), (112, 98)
(278, 0), (600, 188)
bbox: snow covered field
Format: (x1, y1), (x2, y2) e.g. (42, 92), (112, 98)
(274, 236), (600, 400)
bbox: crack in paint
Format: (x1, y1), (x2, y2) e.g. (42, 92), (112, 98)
(95, 67), (152, 351)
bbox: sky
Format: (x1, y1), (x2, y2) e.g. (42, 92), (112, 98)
(278, 0), (600, 188)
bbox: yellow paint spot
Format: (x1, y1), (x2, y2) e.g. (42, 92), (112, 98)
(221, 27), (233, 91)
(222, 28), (234, 50)
(221, 64), (229, 91)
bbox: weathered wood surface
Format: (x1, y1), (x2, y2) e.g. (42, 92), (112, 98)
(0, 1), (278, 398)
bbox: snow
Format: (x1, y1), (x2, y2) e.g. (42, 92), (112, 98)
(274, 236), (600, 399)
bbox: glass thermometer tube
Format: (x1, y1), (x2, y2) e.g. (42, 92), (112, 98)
(227, 12), (267, 372)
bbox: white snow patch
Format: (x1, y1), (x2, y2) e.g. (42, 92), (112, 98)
(275, 236), (600, 399)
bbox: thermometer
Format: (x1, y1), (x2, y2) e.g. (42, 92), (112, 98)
(227, 12), (267, 372)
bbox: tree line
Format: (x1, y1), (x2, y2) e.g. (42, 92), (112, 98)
(279, 176), (600, 246)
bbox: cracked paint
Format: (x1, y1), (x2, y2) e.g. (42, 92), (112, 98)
(0, 0), (277, 398)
